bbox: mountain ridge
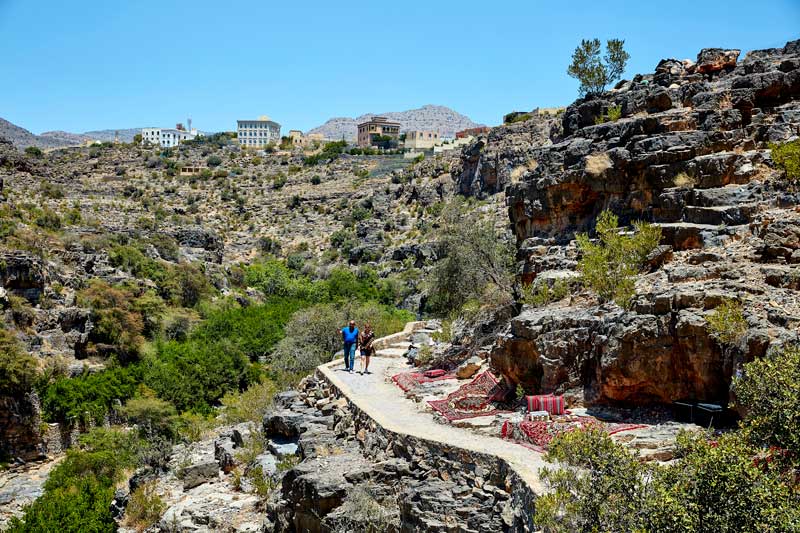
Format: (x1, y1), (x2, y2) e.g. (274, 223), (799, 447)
(307, 104), (485, 140)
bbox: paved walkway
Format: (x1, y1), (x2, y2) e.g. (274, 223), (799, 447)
(318, 323), (547, 493)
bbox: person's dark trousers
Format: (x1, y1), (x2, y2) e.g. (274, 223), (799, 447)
(343, 342), (355, 370)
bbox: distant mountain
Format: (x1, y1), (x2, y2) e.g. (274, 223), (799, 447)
(307, 105), (485, 140)
(82, 128), (141, 143)
(40, 130), (93, 145)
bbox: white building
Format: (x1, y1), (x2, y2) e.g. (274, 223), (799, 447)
(237, 116), (281, 148)
(141, 120), (199, 148)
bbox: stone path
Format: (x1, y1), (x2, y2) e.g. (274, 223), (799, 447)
(318, 323), (548, 493)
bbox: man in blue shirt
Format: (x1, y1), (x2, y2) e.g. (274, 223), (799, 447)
(341, 320), (359, 373)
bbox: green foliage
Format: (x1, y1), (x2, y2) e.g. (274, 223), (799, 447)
(770, 139), (800, 183)
(304, 140), (348, 166)
(206, 155), (222, 167)
(144, 337), (253, 413)
(536, 428), (800, 533)
(576, 210), (661, 309)
(536, 428), (652, 533)
(521, 279), (570, 307)
(271, 172), (287, 189)
(120, 393), (177, 439)
(0, 328), (38, 396)
(39, 181), (65, 199)
(504, 112), (536, 124)
(594, 104), (623, 124)
(567, 38), (630, 96)
(734, 344), (800, 453)
(705, 298), (748, 346)
(220, 378), (278, 425)
(40, 365), (142, 424)
(311, 174), (322, 185)
(24, 146), (43, 158)
(35, 208), (62, 230)
(427, 199), (515, 314)
(8, 428), (139, 533)
(123, 480), (166, 531)
(77, 280), (146, 359)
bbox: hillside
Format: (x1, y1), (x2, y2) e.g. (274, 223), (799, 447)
(307, 104), (484, 140)
(0, 118), (144, 149)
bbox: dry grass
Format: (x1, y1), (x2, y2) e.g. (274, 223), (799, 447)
(585, 152), (613, 177)
(673, 172), (697, 188)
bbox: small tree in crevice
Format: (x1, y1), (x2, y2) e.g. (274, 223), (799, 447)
(567, 38), (630, 97)
(576, 210), (661, 309)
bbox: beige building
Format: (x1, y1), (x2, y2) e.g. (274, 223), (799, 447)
(404, 130), (441, 150)
(288, 130), (305, 146)
(357, 116), (400, 147)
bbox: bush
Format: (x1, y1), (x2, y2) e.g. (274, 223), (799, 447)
(7, 428), (139, 533)
(77, 280), (146, 359)
(576, 210), (661, 309)
(705, 298), (747, 346)
(567, 38), (629, 96)
(0, 328), (38, 396)
(221, 378), (278, 425)
(770, 139), (800, 183)
(120, 394), (177, 439)
(594, 104), (623, 124)
(536, 428), (651, 533)
(311, 175), (322, 185)
(427, 200), (515, 314)
(24, 146), (43, 158)
(40, 365), (142, 424)
(734, 344), (800, 453)
(271, 173), (287, 189)
(206, 155), (222, 167)
(123, 480), (166, 531)
(35, 208), (62, 230)
(521, 279), (570, 307)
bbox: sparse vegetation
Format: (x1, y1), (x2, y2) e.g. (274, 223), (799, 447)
(594, 104), (623, 124)
(770, 138), (800, 183)
(576, 210), (661, 309)
(705, 298), (747, 346)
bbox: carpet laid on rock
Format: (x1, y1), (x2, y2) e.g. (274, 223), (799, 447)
(501, 416), (648, 452)
(427, 371), (510, 421)
(392, 369), (457, 392)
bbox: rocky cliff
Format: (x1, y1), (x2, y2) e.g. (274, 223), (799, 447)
(459, 40), (800, 407)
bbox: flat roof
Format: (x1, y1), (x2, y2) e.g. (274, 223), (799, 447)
(237, 119), (281, 126)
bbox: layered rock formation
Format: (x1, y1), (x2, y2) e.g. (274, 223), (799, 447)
(477, 40), (800, 407)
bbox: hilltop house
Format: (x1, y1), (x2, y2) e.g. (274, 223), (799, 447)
(237, 116), (281, 148)
(141, 121), (199, 148)
(404, 130), (442, 150)
(357, 116), (400, 147)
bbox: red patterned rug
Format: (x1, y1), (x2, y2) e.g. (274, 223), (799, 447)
(392, 370), (457, 392)
(501, 416), (648, 452)
(428, 371), (510, 421)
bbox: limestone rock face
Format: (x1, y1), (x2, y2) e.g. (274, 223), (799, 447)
(696, 48), (741, 74)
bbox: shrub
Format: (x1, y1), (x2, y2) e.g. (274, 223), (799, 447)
(705, 298), (747, 346)
(427, 200), (515, 314)
(123, 480), (166, 531)
(39, 182), (65, 199)
(220, 378), (278, 425)
(35, 208), (62, 230)
(40, 365), (142, 424)
(770, 139), (800, 183)
(594, 104), (623, 124)
(521, 279), (570, 307)
(271, 172), (287, 189)
(206, 155), (222, 167)
(536, 428), (651, 533)
(0, 328), (38, 396)
(567, 38), (629, 96)
(733, 344), (800, 453)
(24, 146), (43, 157)
(77, 280), (145, 359)
(576, 210), (661, 309)
(120, 394), (177, 439)
(311, 175), (322, 185)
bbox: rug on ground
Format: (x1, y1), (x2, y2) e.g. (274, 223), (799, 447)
(501, 415), (648, 452)
(392, 369), (458, 392)
(428, 371), (510, 421)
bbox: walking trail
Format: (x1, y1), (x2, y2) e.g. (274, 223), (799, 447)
(318, 322), (547, 493)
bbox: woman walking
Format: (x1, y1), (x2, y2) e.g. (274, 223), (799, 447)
(359, 323), (376, 374)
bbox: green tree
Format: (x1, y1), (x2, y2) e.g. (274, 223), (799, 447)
(770, 139), (800, 183)
(427, 200), (515, 314)
(24, 146), (43, 158)
(206, 155), (222, 167)
(567, 38), (630, 96)
(0, 328), (38, 396)
(576, 210), (661, 309)
(734, 344), (800, 454)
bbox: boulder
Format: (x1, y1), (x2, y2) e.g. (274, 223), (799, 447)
(455, 356), (483, 379)
(696, 48), (740, 74)
(182, 461), (219, 490)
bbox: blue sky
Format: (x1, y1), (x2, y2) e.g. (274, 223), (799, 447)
(1, 0), (798, 134)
